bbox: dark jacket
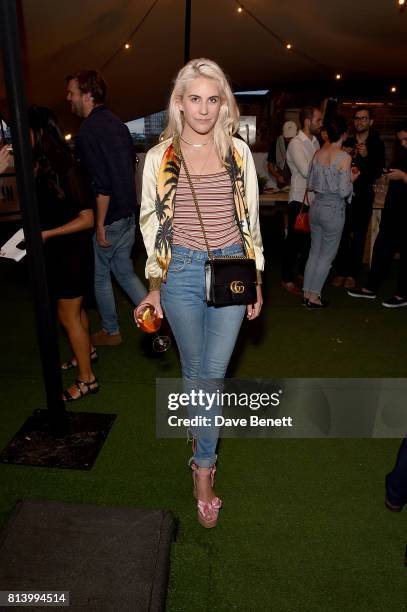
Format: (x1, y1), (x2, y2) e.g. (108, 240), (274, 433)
(347, 130), (385, 198)
(385, 146), (407, 209)
(76, 105), (137, 226)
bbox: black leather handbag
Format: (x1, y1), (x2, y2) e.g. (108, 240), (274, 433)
(180, 150), (257, 307)
(204, 256), (257, 306)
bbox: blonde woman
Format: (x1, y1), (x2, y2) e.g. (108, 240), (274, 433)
(139, 59), (264, 528)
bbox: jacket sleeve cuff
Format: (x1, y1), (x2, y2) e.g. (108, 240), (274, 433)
(256, 269), (262, 285)
(148, 276), (162, 291)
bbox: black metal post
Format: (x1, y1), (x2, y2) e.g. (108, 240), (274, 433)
(184, 0), (192, 64)
(0, 0), (116, 470)
(0, 0), (65, 423)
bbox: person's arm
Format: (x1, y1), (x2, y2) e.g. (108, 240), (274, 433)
(387, 168), (407, 183)
(138, 147), (163, 317)
(357, 136), (385, 182)
(267, 162), (286, 186)
(369, 137), (386, 182)
(0, 146), (11, 174)
(337, 154), (356, 198)
(77, 129), (111, 195)
(287, 138), (310, 179)
(94, 195), (111, 247)
(241, 142), (264, 320)
(267, 140), (287, 187)
(77, 128), (112, 247)
(42, 209), (94, 242)
(41, 164), (95, 241)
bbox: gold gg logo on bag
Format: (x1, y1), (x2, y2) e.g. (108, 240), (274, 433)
(230, 280), (245, 294)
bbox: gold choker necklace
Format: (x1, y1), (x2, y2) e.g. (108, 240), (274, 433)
(180, 136), (211, 148)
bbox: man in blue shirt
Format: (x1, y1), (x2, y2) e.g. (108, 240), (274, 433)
(66, 70), (146, 345)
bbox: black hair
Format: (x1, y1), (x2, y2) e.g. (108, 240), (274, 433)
(354, 106), (373, 120)
(28, 105), (74, 199)
(324, 115), (348, 143)
(395, 120), (407, 134)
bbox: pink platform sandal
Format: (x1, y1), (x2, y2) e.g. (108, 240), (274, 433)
(191, 462), (222, 529)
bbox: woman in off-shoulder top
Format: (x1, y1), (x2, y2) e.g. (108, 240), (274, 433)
(303, 115), (360, 308)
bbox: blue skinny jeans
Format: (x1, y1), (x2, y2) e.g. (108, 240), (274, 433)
(161, 244), (246, 467)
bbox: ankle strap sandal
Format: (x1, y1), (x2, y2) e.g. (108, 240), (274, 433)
(62, 378), (99, 402)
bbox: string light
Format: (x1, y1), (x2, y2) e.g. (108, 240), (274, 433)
(390, 86), (397, 93)
(233, 0), (332, 72)
(398, 0), (405, 6)
(64, 134), (72, 141)
(335, 73), (342, 80)
(124, 43), (131, 50)
(237, 6), (243, 12)
(100, 0), (159, 71)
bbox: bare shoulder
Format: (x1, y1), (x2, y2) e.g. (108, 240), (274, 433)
(337, 150), (351, 169)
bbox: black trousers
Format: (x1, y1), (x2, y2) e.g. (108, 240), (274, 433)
(386, 438), (407, 506)
(281, 201), (311, 283)
(365, 200), (407, 298)
(334, 190), (374, 279)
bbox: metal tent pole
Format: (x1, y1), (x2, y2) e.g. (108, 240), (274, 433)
(184, 0), (192, 64)
(0, 0), (65, 425)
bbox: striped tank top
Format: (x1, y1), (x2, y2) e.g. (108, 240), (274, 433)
(173, 170), (242, 251)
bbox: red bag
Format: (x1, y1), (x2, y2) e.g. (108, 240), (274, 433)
(294, 208), (310, 232)
(294, 152), (316, 233)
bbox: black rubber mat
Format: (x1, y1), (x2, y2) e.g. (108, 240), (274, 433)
(0, 500), (176, 611)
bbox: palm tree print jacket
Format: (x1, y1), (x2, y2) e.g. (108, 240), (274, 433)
(140, 136), (264, 286)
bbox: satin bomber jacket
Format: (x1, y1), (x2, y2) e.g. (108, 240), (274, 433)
(139, 136), (264, 286)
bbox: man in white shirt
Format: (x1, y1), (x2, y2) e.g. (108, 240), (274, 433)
(281, 106), (322, 294)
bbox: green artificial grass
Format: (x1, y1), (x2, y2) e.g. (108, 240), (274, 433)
(0, 228), (407, 611)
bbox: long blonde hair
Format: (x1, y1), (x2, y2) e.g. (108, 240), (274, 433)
(161, 58), (240, 163)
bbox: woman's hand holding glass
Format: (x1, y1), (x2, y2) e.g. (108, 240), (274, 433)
(134, 291), (171, 353)
(135, 291), (163, 326)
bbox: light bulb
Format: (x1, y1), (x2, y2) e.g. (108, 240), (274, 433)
(286, 43), (292, 50)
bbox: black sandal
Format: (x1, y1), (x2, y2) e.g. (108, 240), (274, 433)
(61, 348), (98, 371)
(62, 378), (99, 402)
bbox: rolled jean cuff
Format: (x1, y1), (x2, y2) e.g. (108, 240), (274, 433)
(189, 454), (217, 468)
(104, 328), (120, 335)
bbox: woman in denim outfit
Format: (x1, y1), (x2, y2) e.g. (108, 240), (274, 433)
(303, 116), (360, 308)
(139, 59), (264, 527)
